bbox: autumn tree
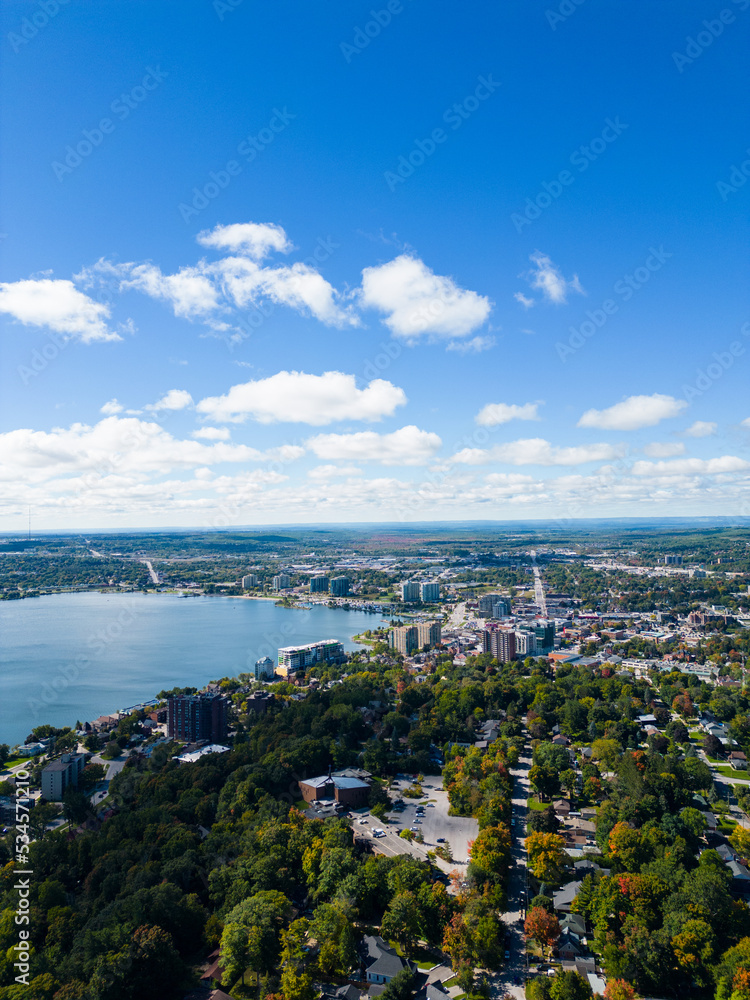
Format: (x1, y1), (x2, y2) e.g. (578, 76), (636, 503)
(526, 831), (568, 883)
(525, 906), (560, 958)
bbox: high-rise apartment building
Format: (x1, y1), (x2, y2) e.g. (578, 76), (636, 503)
(253, 656), (275, 680)
(272, 574), (292, 591)
(41, 753), (85, 802)
(417, 621), (441, 648)
(401, 581), (420, 603)
(390, 625), (419, 655)
(167, 693), (229, 743)
(492, 597), (512, 617)
(515, 630), (537, 656)
(478, 593), (507, 617)
(420, 582), (440, 602)
(482, 625), (517, 662)
(241, 574), (260, 589)
(310, 575), (329, 593)
(276, 639), (345, 676)
(329, 576), (350, 597)
(534, 620), (555, 651)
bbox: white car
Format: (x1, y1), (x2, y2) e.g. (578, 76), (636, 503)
(358, 818), (368, 825)
(373, 828), (385, 837)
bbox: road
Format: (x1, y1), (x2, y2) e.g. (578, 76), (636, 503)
(445, 602), (467, 629)
(142, 560), (160, 585)
(487, 744), (531, 999)
(529, 551), (547, 617)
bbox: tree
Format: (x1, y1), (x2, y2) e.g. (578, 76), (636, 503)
(607, 822), (646, 870)
(703, 733), (725, 758)
(220, 890), (291, 989)
(603, 981), (637, 1000)
(731, 826), (750, 858)
(379, 969), (417, 1000)
(530, 764), (560, 801)
(527, 806), (560, 834)
(524, 907), (560, 958)
(279, 919), (314, 1000)
(526, 831), (567, 883)
(381, 891), (421, 954)
(560, 769), (577, 797)
(672, 918), (715, 986)
(0, 745), (9, 769)
(549, 970), (593, 1000)
(591, 738), (621, 771)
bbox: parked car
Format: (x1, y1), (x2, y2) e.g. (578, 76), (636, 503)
(436, 837), (445, 842)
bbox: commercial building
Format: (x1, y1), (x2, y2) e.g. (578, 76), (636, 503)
(478, 593), (509, 617)
(534, 619), (556, 651)
(390, 625), (418, 655)
(483, 625), (517, 662)
(41, 753), (85, 802)
(420, 581), (440, 602)
(515, 630), (538, 656)
(276, 639), (345, 676)
(664, 555), (683, 565)
(492, 597), (512, 617)
(401, 581), (421, 603)
(272, 574), (292, 591)
(167, 693), (229, 743)
(298, 768), (371, 808)
(310, 575), (329, 593)
(329, 576), (350, 597)
(241, 574), (260, 589)
(253, 656), (275, 680)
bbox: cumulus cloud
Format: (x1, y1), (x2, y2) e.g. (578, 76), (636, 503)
(100, 399), (124, 415)
(476, 402), (541, 426)
(0, 277), (121, 342)
(145, 389), (194, 412)
(741, 417), (750, 430)
(685, 421), (718, 437)
(631, 456), (750, 477)
(578, 393), (687, 431)
(642, 441), (686, 458)
(196, 222), (291, 260)
(514, 292), (534, 309)
(359, 254), (491, 342)
(80, 221), (357, 331)
(450, 438), (625, 466)
(446, 335), (496, 354)
(196, 370), (406, 425)
(307, 425), (442, 465)
(526, 252), (584, 305)
(0, 416), (268, 485)
(192, 426), (231, 441)
(307, 464), (363, 480)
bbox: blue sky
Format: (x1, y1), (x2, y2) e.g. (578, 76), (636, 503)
(1, 0), (749, 528)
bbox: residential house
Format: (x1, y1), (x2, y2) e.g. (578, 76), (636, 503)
(552, 798), (572, 817)
(552, 880), (582, 914)
(557, 931), (585, 961)
(362, 935), (417, 985)
(730, 751), (748, 770)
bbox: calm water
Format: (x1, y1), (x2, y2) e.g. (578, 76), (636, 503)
(0, 592), (386, 746)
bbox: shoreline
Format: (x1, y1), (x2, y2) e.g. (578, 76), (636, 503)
(1, 592), (385, 747)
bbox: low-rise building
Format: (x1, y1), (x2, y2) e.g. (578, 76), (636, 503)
(276, 639), (345, 677)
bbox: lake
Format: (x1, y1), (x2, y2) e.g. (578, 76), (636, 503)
(0, 592), (387, 746)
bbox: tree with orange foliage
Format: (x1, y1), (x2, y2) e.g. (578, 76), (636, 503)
(524, 907), (560, 958)
(603, 979), (637, 1000)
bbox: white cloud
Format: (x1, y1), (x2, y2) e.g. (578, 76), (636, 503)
(196, 370), (406, 425)
(307, 425), (442, 465)
(741, 417), (750, 430)
(446, 335), (496, 354)
(514, 292), (534, 309)
(476, 402), (541, 426)
(308, 464), (363, 480)
(450, 438), (625, 466)
(631, 456), (750, 477)
(0, 277), (120, 343)
(0, 416), (267, 485)
(145, 389), (194, 412)
(86, 260), (221, 319)
(578, 394), (687, 431)
(100, 399), (124, 415)
(196, 222), (291, 260)
(642, 441), (685, 458)
(359, 254), (491, 342)
(526, 252), (584, 305)
(192, 426), (231, 441)
(685, 420), (717, 437)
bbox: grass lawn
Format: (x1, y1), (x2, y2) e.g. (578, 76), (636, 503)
(390, 941), (435, 970)
(717, 815), (738, 833)
(528, 798), (547, 811)
(2, 758), (33, 771)
(713, 765), (745, 779)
